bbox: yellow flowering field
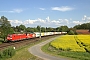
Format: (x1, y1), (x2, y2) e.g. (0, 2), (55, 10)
(50, 35), (87, 52)
(76, 35), (90, 46)
(76, 35), (90, 52)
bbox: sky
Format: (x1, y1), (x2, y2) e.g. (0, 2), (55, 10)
(0, 0), (90, 28)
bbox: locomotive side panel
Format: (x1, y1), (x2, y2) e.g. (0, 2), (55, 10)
(7, 34), (27, 41)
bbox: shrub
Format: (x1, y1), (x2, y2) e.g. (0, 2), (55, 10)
(3, 48), (9, 58)
(68, 30), (75, 35)
(0, 51), (4, 59)
(8, 47), (16, 57)
(0, 46), (16, 59)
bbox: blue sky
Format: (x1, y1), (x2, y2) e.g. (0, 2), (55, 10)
(0, 0), (90, 27)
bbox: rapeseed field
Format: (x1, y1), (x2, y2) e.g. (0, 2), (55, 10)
(50, 35), (90, 52)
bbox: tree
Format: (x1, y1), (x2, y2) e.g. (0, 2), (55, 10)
(41, 27), (45, 32)
(69, 28), (77, 35)
(87, 23), (90, 29)
(0, 16), (14, 41)
(46, 27), (54, 32)
(37, 26), (40, 32)
(73, 23), (90, 29)
(68, 30), (75, 35)
(56, 27), (60, 32)
(19, 24), (26, 32)
(34, 28), (38, 32)
(60, 26), (69, 32)
(26, 27), (31, 32)
(81, 24), (87, 29)
(26, 27), (34, 32)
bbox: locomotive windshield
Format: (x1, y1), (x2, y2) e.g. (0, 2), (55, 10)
(8, 35), (12, 37)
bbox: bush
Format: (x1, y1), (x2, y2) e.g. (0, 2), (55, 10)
(0, 47), (16, 59)
(68, 30), (75, 35)
(3, 48), (9, 58)
(0, 51), (4, 59)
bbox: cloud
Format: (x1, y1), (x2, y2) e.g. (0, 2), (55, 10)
(0, 11), (13, 13)
(70, 15), (90, 27)
(72, 21), (83, 25)
(8, 20), (23, 26)
(9, 20), (23, 24)
(65, 19), (69, 24)
(0, 9), (23, 13)
(12, 9), (23, 13)
(24, 19), (37, 24)
(82, 15), (87, 20)
(82, 15), (90, 22)
(51, 20), (60, 24)
(51, 6), (74, 12)
(9, 16), (70, 27)
(9, 15), (90, 28)
(39, 8), (46, 10)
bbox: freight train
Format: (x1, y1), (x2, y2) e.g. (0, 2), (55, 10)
(7, 32), (67, 41)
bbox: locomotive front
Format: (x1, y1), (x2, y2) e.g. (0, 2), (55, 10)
(7, 34), (13, 41)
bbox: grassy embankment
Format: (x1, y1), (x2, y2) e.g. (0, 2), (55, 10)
(6, 40), (44, 60)
(6, 36), (56, 60)
(42, 35), (90, 60)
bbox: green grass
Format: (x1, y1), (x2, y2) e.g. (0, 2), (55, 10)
(6, 36), (56, 60)
(58, 51), (90, 60)
(41, 43), (90, 60)
(6, 40), (43, 60)
(1, 36), (62, 60)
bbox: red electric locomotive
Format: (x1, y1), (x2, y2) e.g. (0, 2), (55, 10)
(26, 33), (36, 39)
(7, 33), (36, 41)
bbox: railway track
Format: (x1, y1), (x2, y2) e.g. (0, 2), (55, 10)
(0, 35), (58, 50)
(0, 38), (37, 50)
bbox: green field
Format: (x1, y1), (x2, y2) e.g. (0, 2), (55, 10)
(42, 35), (90, 60)
(6, 40), (43, 60)
(6, 36), (56, 60)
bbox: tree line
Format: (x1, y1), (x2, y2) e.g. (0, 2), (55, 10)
(0, 16), (70, 41)
(74, 23), (90, 29)
(73, 23), (90, 32)
(1, 16), (85, 40)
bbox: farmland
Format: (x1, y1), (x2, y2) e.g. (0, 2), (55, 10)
(76, 35), (90, 53)
(50, 35), (90, 52)
(42, 35), (90, 60)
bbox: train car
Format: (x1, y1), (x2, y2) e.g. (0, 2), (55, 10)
(34, 32), (41, 37)
(41, 32), (44, 36)
(26, 33), (36, 39)
(51, 32), (54, 35)
(7, 32), (65, 42)
(7, 34), (27, 41)
(58, 32), (61, 34)
(61, 32), (67, 34)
